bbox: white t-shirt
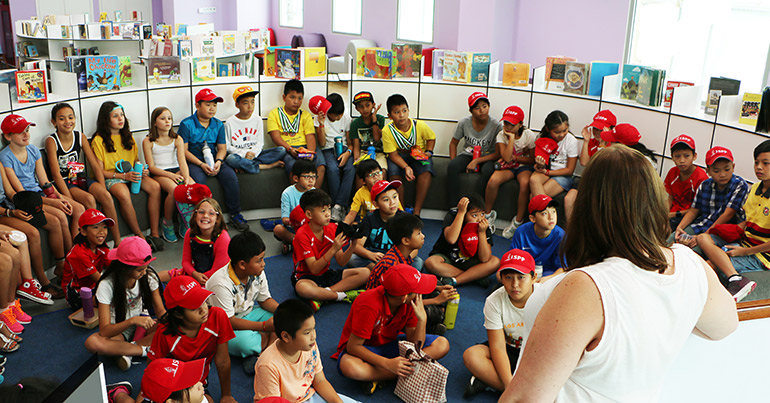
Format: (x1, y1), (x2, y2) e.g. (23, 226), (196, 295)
(225, 113), (265, 158)
(314, 114), (351, 150)
(483, 284), (539, 348)
(549, 133), (579, 171)
(495, 128), (537, 159)
(95, 274), (159, 324)
(206, 263), (272, 319)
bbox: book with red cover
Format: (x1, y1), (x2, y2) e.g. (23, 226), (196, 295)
(663, 81), (694, 108)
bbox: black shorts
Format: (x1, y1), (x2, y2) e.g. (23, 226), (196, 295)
(480, 341), (521, 373)
(291, 269), (344, 288)
(430, 252), (481, 271)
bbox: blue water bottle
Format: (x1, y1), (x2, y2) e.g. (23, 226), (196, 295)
(334, 137), (344, 158)
(367, 146), (376, 159)
(130, 162), (143, 194)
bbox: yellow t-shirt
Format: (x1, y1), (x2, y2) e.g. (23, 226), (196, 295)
(350, 186), (404, 219)
(266, 107), (315, 147)
(90, 134), (138, 172)
(381, 119), (436, 154)
(741, 182), (770, 269)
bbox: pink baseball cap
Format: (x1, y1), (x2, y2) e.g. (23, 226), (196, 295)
(164, 275), (214, 309)
(1, 114), (36, 134)
(381, 264), (437, 296)
(589, 110), (617, 131)
(468, 92), (489, 108)
(501, 106), (524, 126)
(670, 134), (695, 151)
(705, 146), (734, 166)
(107, 236), (157, 266)
(78, 208), (114, 228)
(195, 88), (224, 103)
(601, 123), (641, 146)
(309, 95), (332, 115)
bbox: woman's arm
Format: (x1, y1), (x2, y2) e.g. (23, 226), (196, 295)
(44, 137), (72, 197)
(693, 259), (738, 340)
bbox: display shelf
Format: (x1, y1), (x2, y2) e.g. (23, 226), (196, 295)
(10, 93), (79, 112)
(190, 75), (259, 86)
(258, 74), (328, 83)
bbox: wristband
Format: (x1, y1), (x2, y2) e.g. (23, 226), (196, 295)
(215, 158), (223, 163)
(425, 150), (434, 156)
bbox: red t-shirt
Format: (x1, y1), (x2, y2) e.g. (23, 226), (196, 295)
(587, 137), (601, 158)
(148, 306), (235, 383)
(334, 286), (418, 358)
(62, 243), (110, 291)
(665, 166), (709, 212)
(292, 223), (338, 278)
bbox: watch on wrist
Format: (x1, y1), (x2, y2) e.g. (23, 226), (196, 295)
(215, 158), (223, 163)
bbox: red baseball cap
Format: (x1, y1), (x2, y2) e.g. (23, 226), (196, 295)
(309, 95), (332, 115)
(1, 114), (36, 134)
(78, 208), (114, 228)
(534, 137), (559, 162)
(588, 110), (617, 131)
(529, 194), (558, 214)
(173, 184), (212, 205)
(501, 106), (524, 126)
(164, 275), (214, 309)
(459, 222), (480, 257)
(705, 146), (734, 166)
(498, 249), (536, 278)
(289, 204), (308, 229)
(670, 134), (695, 151)
(381, 264), (437, 296)
(601, 123), (640, 146)
(108, 236), (156, 266)
(468, 92), (489, 108)
(370, 180), (402, 202)
(195, 88), (224, 103)
(141, 358), (206, 403)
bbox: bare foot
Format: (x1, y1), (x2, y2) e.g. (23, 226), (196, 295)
(260, 161), (285, 170)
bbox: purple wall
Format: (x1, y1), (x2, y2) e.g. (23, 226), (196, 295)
(170, 0), (238, 30)
(9, 0), (38, 38)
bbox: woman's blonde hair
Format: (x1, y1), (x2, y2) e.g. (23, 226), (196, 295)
(562, 144), (670, 273)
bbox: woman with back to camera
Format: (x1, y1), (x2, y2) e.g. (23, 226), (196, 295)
(500, 144), (738, 402)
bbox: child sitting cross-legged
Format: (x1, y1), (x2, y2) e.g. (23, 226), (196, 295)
(344, 159), (403, 224)
(274, 160), (317, 255)
(254, 299), (360, 403)
(292, 189), (369, 311)
(511, 194), (566, 281)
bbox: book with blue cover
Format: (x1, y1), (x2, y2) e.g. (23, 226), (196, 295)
(85, 55), (119, 92)
(588, 62), (619, 96)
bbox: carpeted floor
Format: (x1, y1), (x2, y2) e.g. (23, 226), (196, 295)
(3, 219), (513, 402)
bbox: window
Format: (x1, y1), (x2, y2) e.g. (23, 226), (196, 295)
(397, 0), (435, 44)
(279, 0), (303, 29)
(332, 0), (362, 35)
(627, 0), (770, 99)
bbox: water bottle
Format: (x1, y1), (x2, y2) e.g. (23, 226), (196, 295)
(80, 287), (94, 320)
(535, 265), (543, 280)
(367, 146), (376, 159)
(443, 294), (460, 330)
(130, 162), (143, 194)
(133, 310), (150, 341)
(41, 182), (59, 198)
(334, 136), (344, 158)
(472, 145), (481, 172)
(202, 144), (215, 168)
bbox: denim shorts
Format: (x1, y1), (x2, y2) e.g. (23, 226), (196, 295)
(105, 178), (130, 191)
(510, 165), (534, 175)
(710, 234), (767, 273)
(550, 175), (574, 191)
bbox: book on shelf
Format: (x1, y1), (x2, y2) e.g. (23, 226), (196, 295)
(355, 47), (384, 76)
(249, 29), (271, 52)
(545, 56), (576, 90)
(142, 25), (152, 39)
(132, 11), (142, 21)
(443, 51), (490, 83)
(431, 49), (445, 80)
(114, 10), (122, 22)
(364, 49), (393, 79)
(201, 37), (216, 56)
(86, 23), (101, 39)
(422, 47), (435, 76)
(705, 77), (741, 115)
(739, 93), (762, 125)
(118, 56), (132, 87)
(218, 62), (243, 77)
(563, 61), (590, 95)
(264, 46), (290, 76)
(621, 64), (644, 100)
(587, 62), (619, 96)
(112, 23), (120, 38)
(76, 24), (87, 39)
(192, 56), (216, 82)
(223, 34), (236, 55)
(663, 81), (694, 108)
(502, 62), (530, 87)
(66, 56), (88, 90)
(635, 67), (666, 107)
(88, 46), (100, 55)
(392, 43), (422, 78)
(163, 39), (173, 56)
(121, 24), (134, 39)
(175, 24), (188, 36)
(275, 48), (302, 79)
(468, 53), (491, 83)
(302, 47), (326, 77)
(0, 70), (17, 94)
(100, 23), (112, 39)
(15, 70), (47, 103)
(86, 55), (120, 92)
(178, 40), (193, 58)
(99, 12), (108, 22)
(146, 57), (182, 85)
(24, 44), (39, 57)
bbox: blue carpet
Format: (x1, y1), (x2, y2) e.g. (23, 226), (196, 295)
(4, 219), (511, 402)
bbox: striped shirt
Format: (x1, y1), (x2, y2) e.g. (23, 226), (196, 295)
(690, 175), (749, 234)
(741, 182), (770, 269)
(366, 245), (413, 290)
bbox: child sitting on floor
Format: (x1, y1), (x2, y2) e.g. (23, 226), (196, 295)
(181, 197), (231, 285)
(344, 159), (403, 223)
(62, 208), (113, 310)
(274, 160), (317, 254)
(511, 194), (566, 281)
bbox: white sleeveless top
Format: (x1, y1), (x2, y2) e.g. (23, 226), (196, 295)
(520, 244), (708, 402)
(150, 140), (179, 170)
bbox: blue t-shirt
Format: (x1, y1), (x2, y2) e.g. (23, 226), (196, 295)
(281, 185), (306, 218)
(0, 145), (42, 192)
(511, 222), (565, 274)
(178, 112), (226, 161)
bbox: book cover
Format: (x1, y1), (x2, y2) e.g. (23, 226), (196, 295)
(218, 64), (230, 77)
(443, 50), (472, 83)
(636, 67), (665, 106)
(146, 57), (181, 85)
(431, 49), (445, 80)
(66, 56), (88, 90)
(100, 23), (111, 39)
(118, 56), (132, 87)
(264, 46), (290, 76)
(621, 64), (644, 100)
(202, 37), (215, 56)
(114, 10), (122, 22)
(142, 25), (152, 39)
(15, 70), (47, 103)
(502, 62), (530, 87)
(422, 47), (434, 76)
(469, 52), (491, 83)
(76, 24), (87, 39)
(86, 56), (119, 92)
(706, 77), (741, 115)
(223, 34), (236, 55)
(364, 49), (393, 79)
(663, 81), (694, 108)
(99, 12), (108, 22)
(178, 40), (192, 58)
(563, 61), (590, 95)
(392, 43), (422, 78)
(302, 47), (326, 77)
(249, 29), (270, 52)
(162, 39), (173, 56)
(25, 44), (39, 57)
(275, 48), (302, 79)
(587, 62), (619, 96)
(192, 56), (216, 82)
(175, 24), (187, 36)
(739, 93), (762, 125)
(356, 47), (384, 76)
(545, 56), (576, 90)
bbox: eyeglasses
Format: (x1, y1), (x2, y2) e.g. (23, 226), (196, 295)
(196, 210), (220, 216)
(366, 170), (384, 178)
(300, 174), (318, 179)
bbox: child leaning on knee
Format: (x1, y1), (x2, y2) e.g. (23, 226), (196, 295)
(350, 91), (388, 171)
(225, 85), (286, 174)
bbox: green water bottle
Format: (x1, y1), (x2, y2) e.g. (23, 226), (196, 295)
(443, 294), (460, 330)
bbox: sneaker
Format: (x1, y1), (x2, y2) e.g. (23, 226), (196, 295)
(309, 300), (323, 312)
(727, 276), (757, 302)
(16, 280), (53, 305)
(343, 289), (364, 303)
(39, 281), (64, 300)
(331, 204), (345, 222)
(230, 213), (250, 232)
(486, 210), (497, 233)
(260, 219), (277, 232)
(0, 309), (23, 334)
(116, 355), (131, 371)
(0, 355), (6, 366)
(106, 381), (132, 403)
(464, 375), (488, 398)
(242, 354), (259, 375)
(427, 322), (447, 336)
(10, 300), (31, 325)
(502, 219), (523, 240)
(146, 236), (165, 252)
(437, 276), (457, 287)
(161, 220), (178, 243)
(361, 380), (381, 396)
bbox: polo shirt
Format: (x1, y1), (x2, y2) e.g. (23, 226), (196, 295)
(62, 243), (110, 291)
(334, 286), (418, 358)
(148, 306), (235, 384)
(511, 222), (566, 274)
(266, 107), (315, 147)
(281, 185), (307, 218)
(366, 244), (414, 290)
(292, 223), (338, 278)
(429, 209), (493, 264)
(381, 119), (435, 154)
(690, 175), (749, 234)
(0, 145), (42, 191)
(741, 182), (770, 269)
(178, 112), (226, 161)
(665, 166), (709, 212)
(206, 263), (272, 319)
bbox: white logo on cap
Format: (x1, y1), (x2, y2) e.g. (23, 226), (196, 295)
(596, 115), (607, 121)
(165, 360), (181, 376)
(413, 272), (421, 281)
(180, 281), (197, 295)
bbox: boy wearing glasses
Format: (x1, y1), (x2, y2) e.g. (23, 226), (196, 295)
(344, 159), (402, 223)
(274, 160), (317, 254)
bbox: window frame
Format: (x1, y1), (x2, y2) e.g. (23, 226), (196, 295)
(331, 0), (363, 36)
(279, 0), (304, 29)
(396, 0), (436, 44)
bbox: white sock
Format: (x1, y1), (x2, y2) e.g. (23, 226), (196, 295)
(729, 275), (742, 282)
(142, 345), (149, 357)
(514, 218), (523, 225)
(336, 292), (346, 301)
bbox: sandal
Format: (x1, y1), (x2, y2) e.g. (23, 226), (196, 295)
(0, 333), (19, 353)
(0, 323), (21, 344)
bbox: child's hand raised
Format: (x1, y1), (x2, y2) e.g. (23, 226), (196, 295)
(410, 294), (427, 322)
(373, 103), (382, 115)
(457, 197), (470, 215)
(332, 232), (349, 250)
(478, 217), (489, 232)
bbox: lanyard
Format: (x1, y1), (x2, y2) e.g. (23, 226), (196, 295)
(388, 120), (416, 150)
(277, 107), (301, 133)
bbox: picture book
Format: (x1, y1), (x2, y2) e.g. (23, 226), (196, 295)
(563, 61), (590, 95)
(545, 56), (576, 90)
(431, 49), (446, 80)
(442, 50), (469, 82)
(178, 40), (192, 58)
(587, 62), (619, 96)
(142, 25), (152, 39)
(217, 62), (243, 77)
(264, 46), (290, 76)
(66, 56), (88, 90)
(356, 47), (384, 76)
(469, 53), (491, 83)
(663, 81), (694, 108)
(25, 44), (39, 57)
(705, 77), (741, 115)
(364, 49), (393, 79)
(249, 29), (271, 51)
(132, 11), (141, 21)
(302, 47), (326, 77)
(175, 24), (187, 36)
(422, 47), (434, 76)
(85, 56), (119, 92)
(739, 93), (762, 126)
(223, 34), (236, 55)
(636, 67), (665, 106)
(146, 57), (181, 85)
(192, 56), (216, 82)
(392, 43), (422, 78)
(99, 12), (108, 22)
(76, 24), (87, 39)
(15, 70), (47, 103)
(202, 37), (215, 56)
(621, 64), (644, 100)
(275, 48), (302, 79)
(502, 62), (530, 87)
(118, 56), (132, 87)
